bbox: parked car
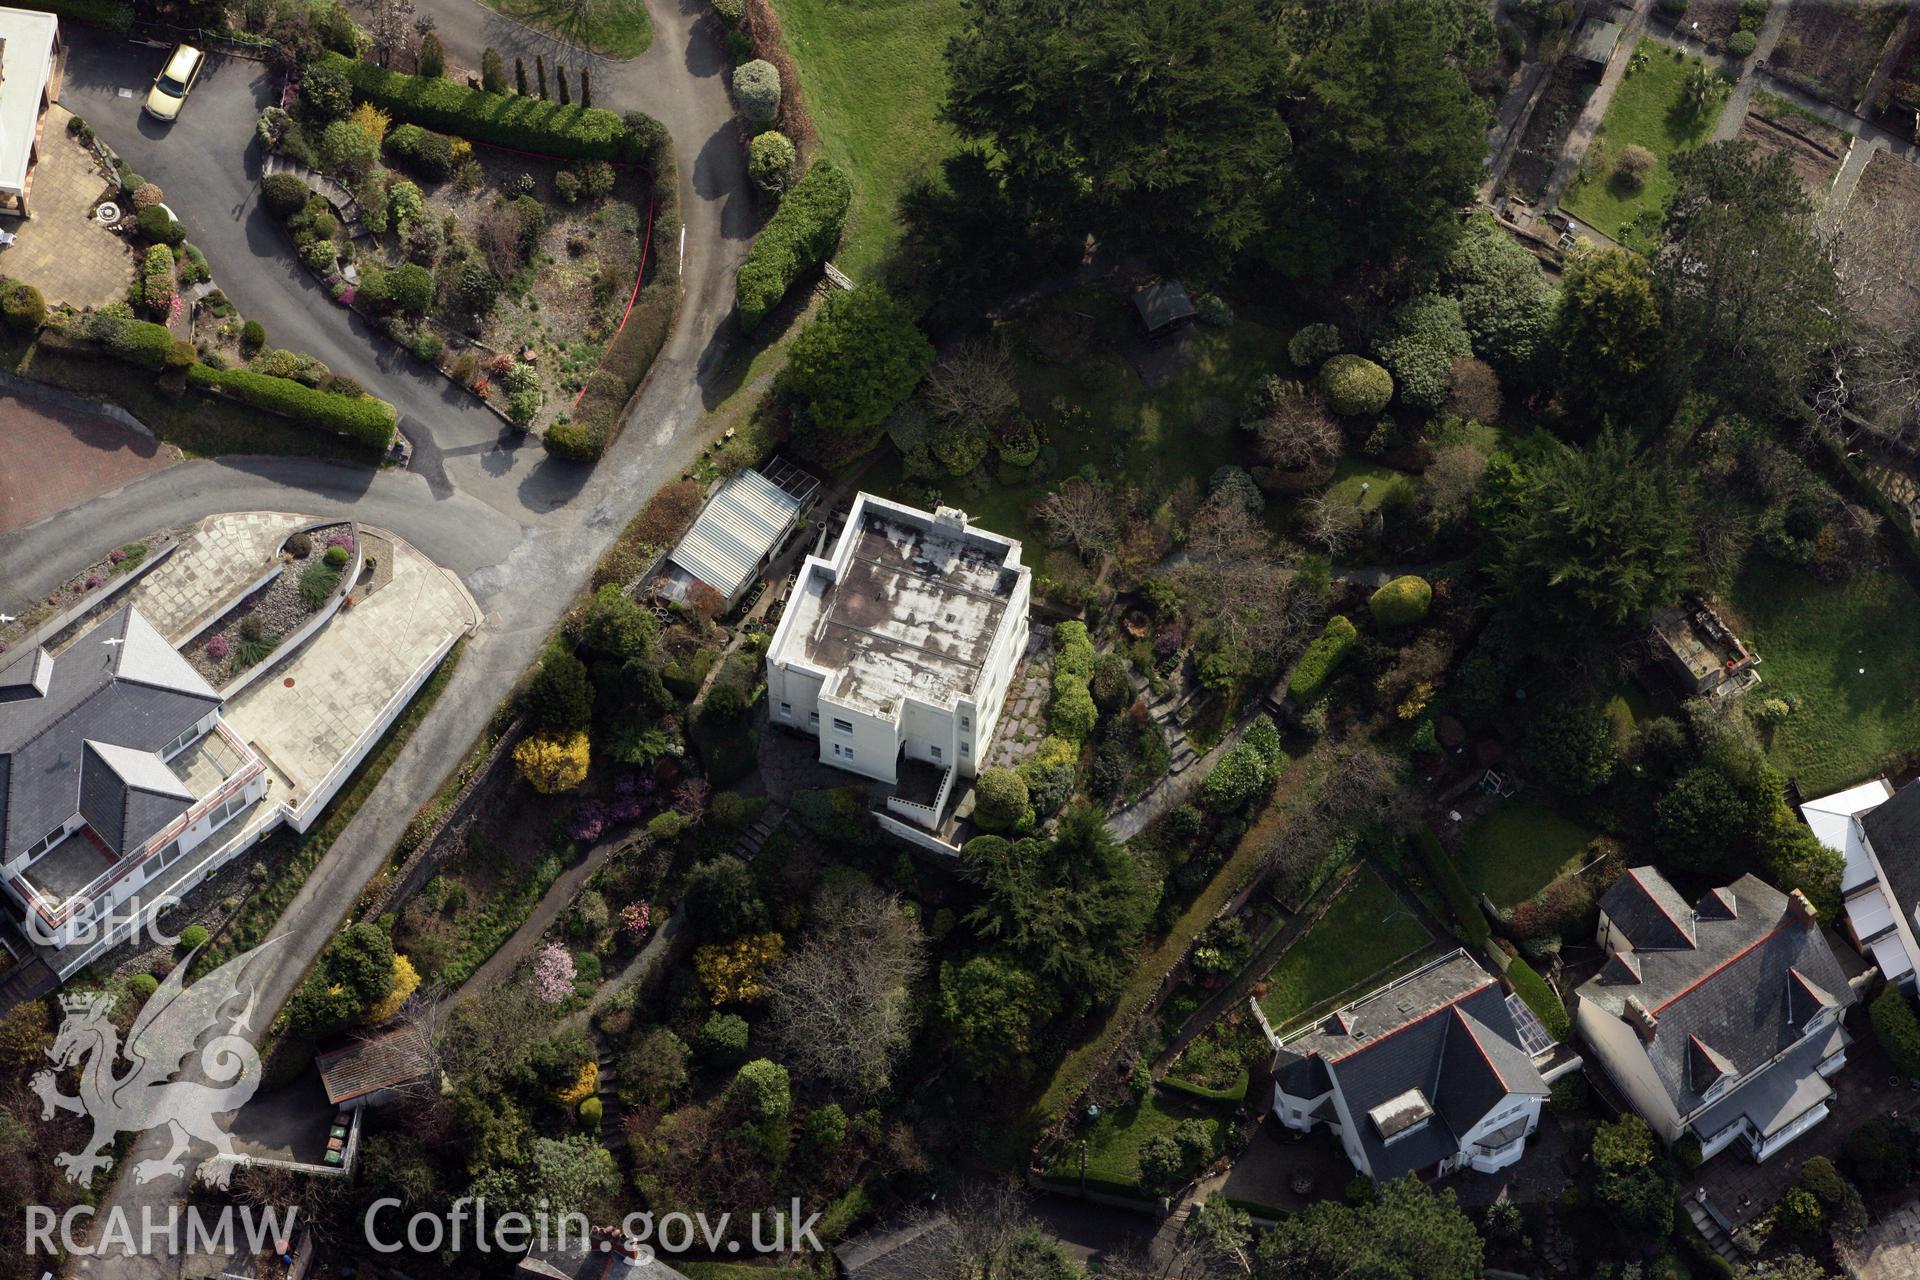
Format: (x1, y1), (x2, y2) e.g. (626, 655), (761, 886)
(142, 44), (205, 122)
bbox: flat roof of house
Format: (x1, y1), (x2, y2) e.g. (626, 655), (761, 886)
(774, 496), (1024, 718)
(0, 7), (57, 195)
(666, 466), (809, 607)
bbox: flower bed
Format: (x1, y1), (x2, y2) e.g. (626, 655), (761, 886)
(182, 523), (353, 687)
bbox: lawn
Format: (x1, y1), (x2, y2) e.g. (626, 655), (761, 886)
(1454, 797), (1600, 909)
(1257, 868), (1432, 1029)
(1728, 561), (1920, 793)
(771, 0), (966, 280)
(1323, 457), (1420, 513)
(1041, 1091), (1222, 1195)
(1562, 40), (1725, 252)
(861, 284), (1282, 579)
(482, 0), (651, 58)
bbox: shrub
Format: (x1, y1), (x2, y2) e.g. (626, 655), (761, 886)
(240, 319), (267, 354)
(130, 182), (164, 211)
(179, 924), (211, 951)
(384, 123), (456, 181)
(1368, 575), (1433, 627)
(1843, 1118), (1912, 1192)
(784, 287), (933, 451)
(318, 53), (659, 163)
(1873, 986), (1920, 1079)
(165, 340), (197, 370)
(1049, 672), (1097, 741)
(129, 973), (160, 999)
(298, 561), (341, 607)
(0, 280), (45, 334)
(736, 159), (852, 332)
(732, 1058), (790, 1125)
(260, 173), (310, 218)
(732, 60), (781, 126)
(301, 58), (353, 120)
(481, 47), (507, 94)
(1615, 143), (1657, 187)
(747, 130), (797, 195)
(1288, 321), (1342, 368)
(454, 261), (501, 314)
(1529, 701), (1619, 796)
(696, 1011), (750, 1069)
(1054, 621), (1096, 677)
(85, 313), (175, 370)
(1505, 956), (1570, 1041)
(1287, 615), (1358, 700)
(1372, 295), (1473, 412)
(364, 262), (434, 313)
(514, 730), (590, 793)
(507, 388), (542, 425)
(1202, 740), (1271, 812)
(185, 365), (397, 453)
(1318, 353), (1394, 416)
(973, 766), (1032, 833)
(417, 32), (446, 78)
(322, 544), (350, 568)
(711, 0), (744, 22)
(1727, 29), (1757, 57)
(135, 204), (185, 246)
(1089, 652), (1132, 712)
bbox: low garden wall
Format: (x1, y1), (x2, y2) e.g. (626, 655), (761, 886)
(368, 715), (528, 918)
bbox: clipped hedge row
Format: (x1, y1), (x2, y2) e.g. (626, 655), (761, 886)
(185, 363), (396, 453)
(1413, 829), (1490, 949)
(736, 159), (850, 333)
(320, 52), (660, 163)
(85, 313), (175, 370)
(1505, 956), (1570, 1042)
(1287, 615), (1357, 701)
(1872, 986), (1920, 1079)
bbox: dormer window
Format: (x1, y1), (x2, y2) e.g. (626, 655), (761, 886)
(1367, 1088), (1434, 1145)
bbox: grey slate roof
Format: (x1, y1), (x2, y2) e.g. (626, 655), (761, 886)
(1863, 780), (1920, 921)
(79, 742), (193, 856)
(0, 606), (219, 860)
(1690, 1022), (1846, 1140)
(1602, 867), (1697, 950)
(1576, 871), (1854, 1121)
(1272, 950), (1550, 1181)
(1132, 281), (1196, 333)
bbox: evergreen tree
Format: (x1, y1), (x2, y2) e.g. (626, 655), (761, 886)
(557, 63), (570, 106)
(536, 54), (548, 100)
(515, 55), (528, 95)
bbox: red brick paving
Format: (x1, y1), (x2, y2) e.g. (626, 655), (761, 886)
(0, 390), (176, 532)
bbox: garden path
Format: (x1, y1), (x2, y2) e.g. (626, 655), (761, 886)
(1708, 0), (1795, 143)
(556, 911), (688, 1036)
(1107, 711), (1259, 843)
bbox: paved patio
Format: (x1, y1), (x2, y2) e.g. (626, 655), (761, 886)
(222, 524), (479, 823)
(2, 105), (136, 308)
(0, 383), (174, 532)
(125, 510), (309, 644)
(1840, 1193), (1920, 1280)
(986, 627), (1054, 770)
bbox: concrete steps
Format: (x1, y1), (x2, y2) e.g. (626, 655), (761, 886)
(1685, 1194), (1742, 1266)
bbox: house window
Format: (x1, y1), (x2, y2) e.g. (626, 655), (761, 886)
(961, 741), (971, 755)
(808, 711), (819, 727)
(779, 701), (792, 717)
(833, 718), (854, 735)
(961, 715), (971, 730)
(844, 747), (854, 762)
(831, 743), (841, 758)
(930, 746), (942, 762)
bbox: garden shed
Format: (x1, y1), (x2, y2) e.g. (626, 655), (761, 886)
(1132, 280), (1197, 338)
(1572, 17), (1622, 67)
(659, 459), (819, 611)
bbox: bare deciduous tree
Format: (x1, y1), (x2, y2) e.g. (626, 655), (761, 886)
(925, 338), (1019, 433)
(1299, 494), (1364, 556)
(1249, 383), (1343, 473)
(1423, 444), (1487, 529)
(1036, 477), (1120, 560)
(764, 879), (925, 1091)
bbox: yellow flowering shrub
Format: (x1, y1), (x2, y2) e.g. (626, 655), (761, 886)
(515, 730), (590, 793)
(694, 932), (786, 1004)
(556, 1059), (598, 1104)
(366, 954), (420, 1023)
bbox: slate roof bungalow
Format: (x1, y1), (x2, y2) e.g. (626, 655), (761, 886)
(1574, 867), (1856, 1165)
(1267, 948), (1580, 1183)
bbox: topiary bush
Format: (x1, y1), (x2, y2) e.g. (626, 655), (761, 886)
(731, 60), (781, 127)
(1049, 673), (1097, 742)
(1727, 29), (1757, 57)
(135, 205), (185, 246)
(129, 972), (160, 999)
(973, 766), (1032, 833)
(1287, 615), (1358, 700)
(0, 280), (44, 334)
(178, 924), (211, 951)
(1368, 575), (1433, 627)
(747, 130), (798, 195)
(1317, 353), (1393, 416)
(735, 160), (851, 332)
(1288, 321), (1342, 369)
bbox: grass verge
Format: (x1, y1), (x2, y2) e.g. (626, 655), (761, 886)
(1455, 798), (1600, 909)
(481, 0), (652, 58)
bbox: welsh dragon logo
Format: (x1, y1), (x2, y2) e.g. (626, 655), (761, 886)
(31, 939), (282, 1189)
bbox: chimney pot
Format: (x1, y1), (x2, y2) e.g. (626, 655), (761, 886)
(1787, 889), (1818, 925)
(1624, 994), (1659, 1042)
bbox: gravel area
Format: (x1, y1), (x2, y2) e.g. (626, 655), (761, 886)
(0, 526), (188, 658)
(182, 522), (353, 688)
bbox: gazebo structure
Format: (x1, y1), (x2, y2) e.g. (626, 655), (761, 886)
(1132, 280), (1197, 339)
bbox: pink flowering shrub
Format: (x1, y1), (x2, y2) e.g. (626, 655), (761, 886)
(570, 801), (608, 843)
(608, 772), (655, 823)
(84, 575), (103, 591)
(620, 901), (651, 943)
(326, 533), (354, 551)
(109, 549), (127, 564)
(205, 635), (231, 660)
(532, 943), (576, 1004)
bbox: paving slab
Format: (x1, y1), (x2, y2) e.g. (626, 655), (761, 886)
(124, 510), (309, 643)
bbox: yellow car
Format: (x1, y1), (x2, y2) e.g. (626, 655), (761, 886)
(142, 44), (204, 122)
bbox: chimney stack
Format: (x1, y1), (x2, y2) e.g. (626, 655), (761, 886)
(1787, 889), (1818, 926)
(1624, 995), (1659, 1043)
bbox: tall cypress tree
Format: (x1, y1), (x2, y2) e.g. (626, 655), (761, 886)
(557, 63), (570, 106)
(535, 54), (548, 100)
(579, 66), (591, 108)
(515, 55), (528, 95)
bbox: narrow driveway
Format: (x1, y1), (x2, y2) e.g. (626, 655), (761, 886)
(20, 3), (757, 1274)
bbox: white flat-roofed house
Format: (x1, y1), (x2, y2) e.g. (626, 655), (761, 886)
(765, 494), (1030, 827)
(0, 606), (271, 974)
(1802, 778), (1920, 988)
(0, 6), (62, 218)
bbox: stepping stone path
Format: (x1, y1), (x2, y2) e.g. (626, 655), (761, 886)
(261, 154), (373, 240)
(590, 1027), (624, 1152)
(1135, 670), (1199, 776)
(731, 804), (788, 860)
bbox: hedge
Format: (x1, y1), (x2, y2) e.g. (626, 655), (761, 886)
(736, 159), (851, 333)
(86, 313), (175, 370)
(1413, 828), (1490, 949)
(320, 52), (660, 163)
(1872, 986), (1920, 1079)
(185, 364), (396, 453)
(1505, 956), (1570, 1042)
(1286, 615), (1357, 700)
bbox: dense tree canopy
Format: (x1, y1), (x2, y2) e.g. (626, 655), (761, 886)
(785, 287), (935, 459)
(944, 0), (1288, 271)
(1487, 430), (1696, 643)
(1553, 247), (1663, 424)
(1253, 1175), (1483, 1280)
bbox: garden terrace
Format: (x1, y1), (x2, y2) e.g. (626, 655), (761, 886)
(1772, 0), (1906, 109)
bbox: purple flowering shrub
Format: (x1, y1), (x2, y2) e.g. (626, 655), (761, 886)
(205, 635), (231, 660)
